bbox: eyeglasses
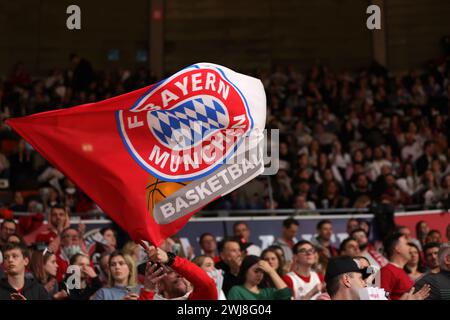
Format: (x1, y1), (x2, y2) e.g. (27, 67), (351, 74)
(297, 248), (316, 255)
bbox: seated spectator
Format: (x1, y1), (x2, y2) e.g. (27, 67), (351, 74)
(0, 219), (17, 247)
(192, 255), (226, 300)
(414, 242), (450, 300)
(61, 253), (102, 300)
(346, 218), (360, 235)
(380, 232), (430, 300)
(55, 227), (88, 282)
(325, 256), (368, 300)
(416, 220), (430, 247)
(283, 241), (325, 300)
(198, 233), (220, 263)
(425, 230), (443, 244)
(0, 243), (49, 300)
(29, 248), (67, 299)
(138, 244), (217, 300)
(233, 221), (262, 256)
(310, 220), (338, 258)
(261, 247), (286, 283)
(227, 255), (291, 300)
(215, 237), (243, 296)
(339, 238), (361, 258)
(404, 242), (426, 282)
(423, 242), (441, 274)
(93, 251), (141, 300)
(272, 218), (299, 264)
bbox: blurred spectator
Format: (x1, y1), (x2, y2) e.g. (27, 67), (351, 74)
(404, 242), (426, 281)
(216, 237), (243, 295)
(227, 255), (291, 300)
(0, 243), (49, 300)
(192, 255), (226, 300)
(414, 242), (450, 300)
(233, 221), (261, 256)
(283, 241), (325, 300)
(423, 242), (441, 274)
(339, 238), (361, 258)
(310, 220), (338, 258)
(0, 218), (17, 247)
(198, 233), (220, 263)
(272, 218), (299, 263)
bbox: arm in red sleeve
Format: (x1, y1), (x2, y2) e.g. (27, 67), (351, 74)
(380, 267), (395, 299)
(170, 256), (218, 300)
(138, 288), (155, 300)
(283, 274), (295, 296)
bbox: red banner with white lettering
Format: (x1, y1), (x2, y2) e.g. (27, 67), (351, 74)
(6, 63), (266, 245)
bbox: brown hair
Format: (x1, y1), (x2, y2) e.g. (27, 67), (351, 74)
(29, 249), (55, 284)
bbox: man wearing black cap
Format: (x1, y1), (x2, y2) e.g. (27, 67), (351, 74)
(325, 256), (368, 300)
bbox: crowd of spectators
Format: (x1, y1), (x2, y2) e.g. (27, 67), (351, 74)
(1, 210), (449, 300)
(0, 52), (450, 216)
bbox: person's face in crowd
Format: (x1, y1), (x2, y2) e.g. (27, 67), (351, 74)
(324, 169), (334, 183)
(385, 174), (396, 187)
(344, 272), (367, 299)
(74, 255), (91, 280)
(200, 256), (216, 273)
(424, 247), (440, 270)
(234, 223), (250, 242)
(100, 254), (111, 277)
(356, 175), (368, 189)
(352, 231), (368, 250)
(408, 245), (420, 266)
(347, 220), (359, 234)
(359, 221), (369, 234)
(103, 229), (117, 248)
(427, 232), (442, 244)
(279, 143), (288, 156)
(61, 229), (80, 248)
(245, 263), (264, 286)
(1, 221), (16, 241)
(342, 240), (361, 258)
(394, 236), (411, 261)
(44, 254), (58, 277)
(318, 223), (333, 241)
(354, 257), (370, 269)
(220, 241), (241, 264)
(14, 191), (24, 205)
(295, 244), (316, 267)
(159, 271), (189, 297)
(3, 248), (28, 276)
(399, 227), (411, 240)
(299, 181), (310, 194)
(50, 208), (67, 229)
(294, 195), (307, 209)
(419, 222), (430, 238)
(283, 223), (299, 241)
(200, 235), (217, 254)
(109, 255), (130, 285)
(7, 235), (21, 244)
(354, 150), (363, 163)
(374, 147), (383, 160)
(263, 251), (280, 270)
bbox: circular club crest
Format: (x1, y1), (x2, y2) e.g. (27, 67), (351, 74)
(117, 65), (253, 181)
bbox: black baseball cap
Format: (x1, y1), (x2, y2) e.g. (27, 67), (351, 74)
(325, 256), (370, 283)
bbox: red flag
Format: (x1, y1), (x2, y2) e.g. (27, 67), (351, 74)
(6, 63), (266, 246)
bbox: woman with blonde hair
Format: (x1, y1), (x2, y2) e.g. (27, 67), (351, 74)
(93, 250), (142, 300)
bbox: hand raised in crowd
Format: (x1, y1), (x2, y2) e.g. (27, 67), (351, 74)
(256, 260), (275, 274)
(399, 284), (431, 300)
(81, 265), (97, 279)
(141, 242), (169, 264)
(143, 262), (167, 293)
(10, 292), (27, 300)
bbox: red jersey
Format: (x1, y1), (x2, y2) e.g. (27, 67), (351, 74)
(380, 263), (413, 300)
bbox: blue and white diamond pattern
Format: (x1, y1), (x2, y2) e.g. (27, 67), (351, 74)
(148, 96), (229, 149)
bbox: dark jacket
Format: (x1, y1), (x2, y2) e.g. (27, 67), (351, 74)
(0, 276), (50, 300)
(215, 260), (239, 296)
(60, 276), (103, 300)
(414, 270), (450, 300)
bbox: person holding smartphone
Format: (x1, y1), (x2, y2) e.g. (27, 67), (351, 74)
(92, 251), (142, 300)
(0, 243), (49, 300)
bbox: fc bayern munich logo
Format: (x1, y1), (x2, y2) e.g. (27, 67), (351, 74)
(117, 64), (253, 181)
